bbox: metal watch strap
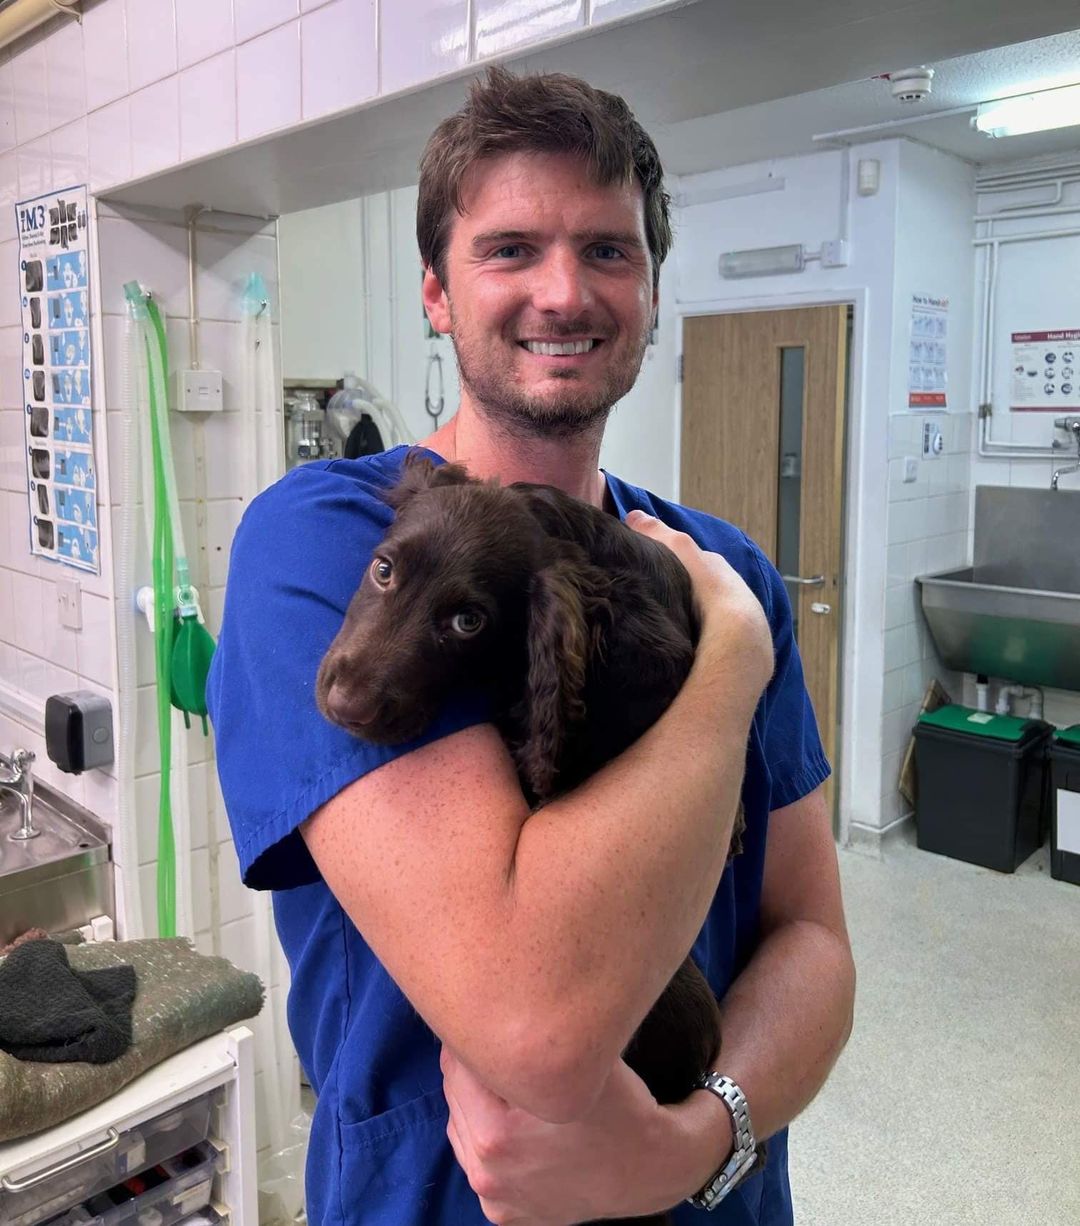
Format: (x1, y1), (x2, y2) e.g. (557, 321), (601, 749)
(687, 1073), (758, 1211)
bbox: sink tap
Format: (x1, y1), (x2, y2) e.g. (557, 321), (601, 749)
(1051, 419), (1080, 490)
(0, 748), (39, 841)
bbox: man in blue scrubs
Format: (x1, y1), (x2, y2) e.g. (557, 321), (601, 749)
(209, 68), (855, 1225)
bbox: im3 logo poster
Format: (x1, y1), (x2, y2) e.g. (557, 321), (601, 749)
(15, 184), (99, 575)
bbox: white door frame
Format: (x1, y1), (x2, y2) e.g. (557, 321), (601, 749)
(674, 288), (879, 848)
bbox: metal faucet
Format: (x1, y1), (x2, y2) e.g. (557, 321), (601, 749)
(1051, 418), (1080, 490)
(0, 748), (39, 841)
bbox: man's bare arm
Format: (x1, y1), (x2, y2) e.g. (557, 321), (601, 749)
(427, 787), (856, 1224)
(664, 784), (856, 1202)
(301, 518), (773, 1122)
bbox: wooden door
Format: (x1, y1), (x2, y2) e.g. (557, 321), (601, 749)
(681, 307), (848, 801)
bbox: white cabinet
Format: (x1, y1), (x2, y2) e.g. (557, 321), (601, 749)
(0, 1028), (258, 1226)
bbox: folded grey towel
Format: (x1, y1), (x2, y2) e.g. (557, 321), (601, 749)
(0, 939), (136, 1064)
(0, 938), (263, 1143)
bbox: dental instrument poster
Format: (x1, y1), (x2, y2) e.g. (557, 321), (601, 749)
(1010, 330), (1080, 412)
(15, 185), (99, 574)
(908, 294), (948, 409)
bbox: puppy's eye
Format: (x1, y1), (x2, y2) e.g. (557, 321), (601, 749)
(371, 557), (393, 587)
(450, 610), (485, 636)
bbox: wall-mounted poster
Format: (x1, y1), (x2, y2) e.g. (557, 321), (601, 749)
(15, 185), (99, 574)
(908, 293), (948, 410)
(1010, 329), (1080, 413)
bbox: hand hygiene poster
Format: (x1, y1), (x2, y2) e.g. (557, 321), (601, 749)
(908, 294), (949, 410)
(15, 185), (99, 574)
(1010, 329), (1080, 412)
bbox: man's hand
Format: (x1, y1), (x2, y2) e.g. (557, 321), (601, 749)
(442, 1046), (721, 1225)
(625, 511), (774, 692)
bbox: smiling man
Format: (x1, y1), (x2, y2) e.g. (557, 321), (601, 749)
(209, 68), (854, 1226)
(433, 159), (650, 440)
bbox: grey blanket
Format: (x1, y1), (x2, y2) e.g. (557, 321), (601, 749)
(0, 938), (263, 1143)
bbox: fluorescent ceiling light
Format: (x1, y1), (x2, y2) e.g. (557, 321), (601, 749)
(974, 82), (1080, 138)
(719, 244), (804, 279)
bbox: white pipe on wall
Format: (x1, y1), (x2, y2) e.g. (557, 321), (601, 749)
(973, 194), (1080, 459)
(976, 160), (1080, 190)
(0, 0), (80, 49)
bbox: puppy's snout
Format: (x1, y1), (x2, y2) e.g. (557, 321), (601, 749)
(324, 682), (378, 729)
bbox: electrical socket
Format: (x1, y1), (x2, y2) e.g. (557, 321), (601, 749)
(57, 575), (82, 630)
(821, 239), (850, 268)
(902, 456), (919, 483)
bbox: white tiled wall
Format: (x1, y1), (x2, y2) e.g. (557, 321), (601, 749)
(882, 412), (971, 824)
(474, 0), (584, 57)
(93, 197), (291, 1151)
(0, 0), (685, 203)
(300, 0), (377, 119)
(379, 0), (467, 95)
(873, 143), (978, 835)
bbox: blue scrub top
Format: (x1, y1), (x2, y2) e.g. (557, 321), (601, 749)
(207, 445), (830, 1226)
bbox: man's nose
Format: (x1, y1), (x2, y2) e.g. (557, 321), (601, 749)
(530, 248), (594, 317)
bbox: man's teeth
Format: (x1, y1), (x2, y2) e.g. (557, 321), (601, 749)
(522, 339), (597, 356)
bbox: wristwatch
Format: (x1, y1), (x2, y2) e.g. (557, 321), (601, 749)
(686, 1073), (760, 1211)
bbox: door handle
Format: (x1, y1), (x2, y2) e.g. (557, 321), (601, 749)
(781, 574), (825, 587)
(810, 602), (831, 615)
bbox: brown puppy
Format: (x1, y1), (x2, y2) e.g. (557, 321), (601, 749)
(318, 452), (740, 1225)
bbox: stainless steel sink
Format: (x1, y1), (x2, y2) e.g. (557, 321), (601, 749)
(917, 486), (1080, 692)
(0, 782), (115, 947)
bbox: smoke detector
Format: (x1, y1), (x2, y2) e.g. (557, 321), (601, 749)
(888, 66), (934, 103)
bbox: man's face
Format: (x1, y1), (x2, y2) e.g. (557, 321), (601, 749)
(424, 151), (657, 439)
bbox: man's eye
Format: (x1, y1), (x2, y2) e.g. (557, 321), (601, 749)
(450, 610), (485, 636)
(494, 245), (526, 259)
(592, 245), (623, 261)
(371, 557), (393, 587)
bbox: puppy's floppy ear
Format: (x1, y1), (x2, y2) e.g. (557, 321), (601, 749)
(384, 448), (474, 511)
(517, 558), (606, 801)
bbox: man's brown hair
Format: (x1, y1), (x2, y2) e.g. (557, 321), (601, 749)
(417, 67), (671, 289)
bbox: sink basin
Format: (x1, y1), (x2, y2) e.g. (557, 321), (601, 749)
(0, 782), (115, 947)
(917, 486), (1080, 692)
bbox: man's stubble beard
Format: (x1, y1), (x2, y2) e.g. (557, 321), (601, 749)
(447, 301), (651, 442)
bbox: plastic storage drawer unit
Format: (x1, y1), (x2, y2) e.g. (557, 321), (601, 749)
(1049, 726), (1080, 886)
(4, 1090), (219, 1226)
(43, 1140), (223, 1226)
(913, 705), (1052, 873)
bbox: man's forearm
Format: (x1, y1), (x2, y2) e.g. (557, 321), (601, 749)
(666, 918), (856, 1202)
(503, 636), (758, 1116)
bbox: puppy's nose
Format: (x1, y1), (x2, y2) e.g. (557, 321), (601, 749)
(324, 683), (377, 728)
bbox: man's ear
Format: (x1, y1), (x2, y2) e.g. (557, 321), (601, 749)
(423, 265), (451, 335)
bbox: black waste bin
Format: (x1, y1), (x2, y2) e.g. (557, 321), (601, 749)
(912, 705), (1052, 873)
(1049, 726), (1080, 886)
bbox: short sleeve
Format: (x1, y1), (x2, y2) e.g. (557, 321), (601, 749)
(749, 543), (832, 811)
(206, 457), (491, 891)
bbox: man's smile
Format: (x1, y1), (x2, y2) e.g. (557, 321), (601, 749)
(517, 338), (606, 361)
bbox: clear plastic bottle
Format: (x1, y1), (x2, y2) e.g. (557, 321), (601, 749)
(326, 372), (387, 458)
